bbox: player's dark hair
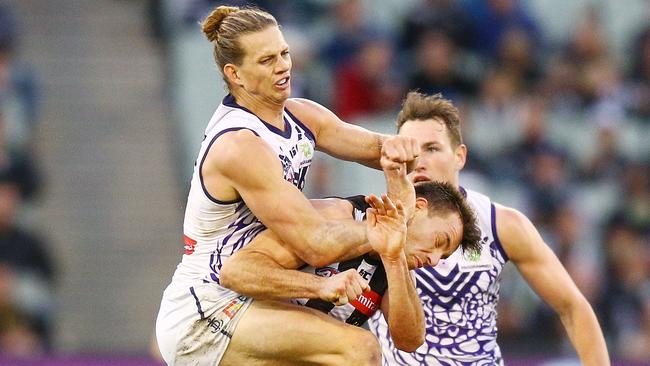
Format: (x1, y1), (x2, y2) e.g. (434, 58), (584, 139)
(396, 91), (463, 147)
(415, 181), (481, 254)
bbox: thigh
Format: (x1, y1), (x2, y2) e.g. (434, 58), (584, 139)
(221, 300), (371, 366)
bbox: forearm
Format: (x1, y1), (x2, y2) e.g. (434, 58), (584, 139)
(560, 298), (610, 366)
(383, 165), (415, 219)
(221, 252), (323, 300)
(383, 255), (425, 351)
(306, 219), (372, 266)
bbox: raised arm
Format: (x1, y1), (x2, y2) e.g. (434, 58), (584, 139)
(496, 204), (610, 366)
(367, 194), (425, 352)
(206, 130), (370, 267)
(285, 98), (419, 169)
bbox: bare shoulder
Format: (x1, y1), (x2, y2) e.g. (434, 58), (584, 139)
(207, 129), (278, 176)
(310, 198), (353, 219)
(494, 204), (530, 234)
(286, 98), (336, 134)
(494, 203), (543, 262)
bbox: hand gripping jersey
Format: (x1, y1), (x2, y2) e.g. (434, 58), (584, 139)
(172, 94), (316, 286)
(369, 188), (509, 366)
(293, 195), (391, 326)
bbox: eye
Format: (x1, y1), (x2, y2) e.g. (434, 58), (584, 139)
(260, 57), (273, 65)
(281, 50), (290, 56)
(426, 145), (439, 152)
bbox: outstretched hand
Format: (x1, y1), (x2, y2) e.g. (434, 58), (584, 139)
(365, 194), (407, 261)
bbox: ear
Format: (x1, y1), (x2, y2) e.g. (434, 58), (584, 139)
(223, 64), (243, 87)
(455, 144), (467, 171)
(415, 197), (428, 211)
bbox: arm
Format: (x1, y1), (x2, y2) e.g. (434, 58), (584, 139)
(367, 195), (425, 352)
(285, 98), (419, 169)
(220, 199), (370, 302)
(496, 204), (610, 365)
(206, 130), (370, 266)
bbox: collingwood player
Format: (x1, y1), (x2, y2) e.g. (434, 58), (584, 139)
(155, 5), (419, 366)
(220, 176), (481, 353)
(368, 92), (609, 366)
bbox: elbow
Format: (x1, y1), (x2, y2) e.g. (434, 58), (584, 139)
(392, 326), (425, 353)
(219, 263), (236, 290)
(393, 334), (424, 353)
(297, 247), (332, 268)
(303, 254), (331, 268)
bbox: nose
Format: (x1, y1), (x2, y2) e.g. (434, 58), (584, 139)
(427, 252), (442, 267)
(276, 54), (291, 73)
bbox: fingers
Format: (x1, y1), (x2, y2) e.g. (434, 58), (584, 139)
(367, 194), (401, 218)
(395, 200), (405, 219)
(327, 270), (370, 306)
(333, 294), (349, 306)
(382, 136), (420, 164)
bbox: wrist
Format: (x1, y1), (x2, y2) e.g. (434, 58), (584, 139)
(380, 252), (408, 266)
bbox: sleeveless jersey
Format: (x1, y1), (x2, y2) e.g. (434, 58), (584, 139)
(171, 94), (316, 285)
(293, 196), (390, 326)
(369, 188), (509, 366)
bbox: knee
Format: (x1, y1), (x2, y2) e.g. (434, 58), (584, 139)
(343, 330), (381, 365)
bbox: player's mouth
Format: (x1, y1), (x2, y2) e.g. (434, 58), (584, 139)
(275, 76), (290, 90)
(412, 174), (431, 184)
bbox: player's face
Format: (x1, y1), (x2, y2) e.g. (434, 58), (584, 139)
(398, 119), (466, 187)
(234, 26), (292, 103)
(404, 209), (462, 269)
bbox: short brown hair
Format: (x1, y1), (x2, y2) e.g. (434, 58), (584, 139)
(415, 181), (481, 254)
(396, 91), (463, 147)
(201, 6), (278, 84)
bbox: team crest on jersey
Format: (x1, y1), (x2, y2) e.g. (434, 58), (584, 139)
(315, 267), (339, 277)
(299, 141), (313, 159)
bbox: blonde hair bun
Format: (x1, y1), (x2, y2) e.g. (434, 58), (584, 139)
(201, 6), (239, 42)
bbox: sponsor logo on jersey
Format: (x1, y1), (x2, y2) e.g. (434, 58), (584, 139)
(222, 296), (247, 319)
(315, 267), (339, 277)
(350, 290), (381, 316)
(184, 234), (197, 255)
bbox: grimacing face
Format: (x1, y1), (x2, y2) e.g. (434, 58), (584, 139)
(231, 26), (292, 104)
(404, 200), (463, 269)
(398, 119), (466, 187)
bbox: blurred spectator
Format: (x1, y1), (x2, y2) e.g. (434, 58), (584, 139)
(0, 165), (54, 350)
(463, 0), (541, 59)
(524, 145), (571, 227)
(0, 264), (43, 357)
(579, 124), (627, 183)
(319, 0), (379, 69)
(0, 3), (40, 152)
(408, 30), (477, 101)
(615, 161), (650, 234)
(598, 218), (650, 361)
(463, 69), (525, 176)
(495, 27), (541, 88)
(625, 25), (650, 120)
(333, 35), (403, 120)
(399, 0), (473, 52)
(0, 3), (41, 202)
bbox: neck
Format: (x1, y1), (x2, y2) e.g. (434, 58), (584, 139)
(232, 89), (286, 128)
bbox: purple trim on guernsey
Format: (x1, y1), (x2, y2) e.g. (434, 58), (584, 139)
(491, 203), (509, 261)
(459, 186), (468, 198)
(189, 286), (205, 319)
(199, 127), (260, 205)
(284, 108), (316, 145)
(222, 94), (292, 138)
